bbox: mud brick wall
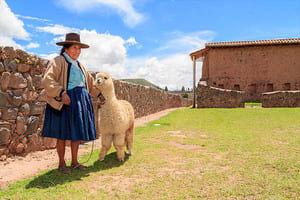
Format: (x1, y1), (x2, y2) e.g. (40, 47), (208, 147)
(197, 82), (245, 108)
(262, 91), (300, 107)
(0, 47), (184, 158)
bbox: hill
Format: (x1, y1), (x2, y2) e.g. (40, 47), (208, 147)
(120, 79), (162, 90)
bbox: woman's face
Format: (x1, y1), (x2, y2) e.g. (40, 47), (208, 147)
(65, 44), (81, 60)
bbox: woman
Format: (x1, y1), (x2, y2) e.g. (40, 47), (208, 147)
(42, 33), (96, 174)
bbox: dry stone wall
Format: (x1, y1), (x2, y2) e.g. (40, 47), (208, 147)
(0, 47), (184, 158)
(197, 82), (245, 108)
(262, 91), (300, 107)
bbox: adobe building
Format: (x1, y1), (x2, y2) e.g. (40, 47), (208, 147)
(190, 38), (300, 106)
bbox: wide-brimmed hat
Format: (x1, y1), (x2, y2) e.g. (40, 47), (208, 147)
(56, 33), (89, 48)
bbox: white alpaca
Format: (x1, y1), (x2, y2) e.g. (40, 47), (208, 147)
(95, 72), (134, 161)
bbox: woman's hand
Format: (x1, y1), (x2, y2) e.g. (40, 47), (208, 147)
(62, 93), (71, 106)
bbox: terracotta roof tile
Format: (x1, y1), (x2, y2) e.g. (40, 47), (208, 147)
(206, 38), (300, 47)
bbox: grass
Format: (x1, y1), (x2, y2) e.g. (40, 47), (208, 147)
(120, 78), (162, 90)
(244, 102), (262, 107)
(1, 107), (299, 199)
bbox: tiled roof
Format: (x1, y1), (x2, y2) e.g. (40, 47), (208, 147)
(206, 38), (300, 47)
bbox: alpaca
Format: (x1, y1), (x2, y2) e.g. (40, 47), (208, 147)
(95, 72), (134, 161)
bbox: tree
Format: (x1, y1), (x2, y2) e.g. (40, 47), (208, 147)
(181, 86), (185, 92)
(164, 86), (168, 91)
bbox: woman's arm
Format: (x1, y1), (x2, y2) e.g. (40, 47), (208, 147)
(41, 59), (64, 98)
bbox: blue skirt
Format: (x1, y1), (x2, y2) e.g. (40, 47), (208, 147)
(42, 87), (96, 141)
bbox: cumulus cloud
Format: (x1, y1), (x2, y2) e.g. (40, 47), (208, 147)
(158, 30), (216, 54)
(40, 53), (58, 60)
(0, 0), (29, 47)
(79, 29), (132, 77)
(127, 54), (201, 91)
(26, 42), (40, 49)
(56, 0), (144, 27)
(36, 24), (80, 35)
(0, 35), (22, 49)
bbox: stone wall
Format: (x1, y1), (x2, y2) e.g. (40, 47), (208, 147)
(197, 82), (245, 108)
(201, 44), (300, 102)
(0, 47), (184, 158)
(262, 91), (300, 108)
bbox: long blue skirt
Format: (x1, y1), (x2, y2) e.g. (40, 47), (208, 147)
(42, 87), (96, 141)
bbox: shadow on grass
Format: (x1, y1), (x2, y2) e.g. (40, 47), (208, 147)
(25, 152), (129, 189)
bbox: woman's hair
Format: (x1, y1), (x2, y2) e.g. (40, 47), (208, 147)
(60, 44), (72, 55)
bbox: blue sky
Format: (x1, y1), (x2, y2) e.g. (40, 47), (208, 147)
(1, 0), (299, 90)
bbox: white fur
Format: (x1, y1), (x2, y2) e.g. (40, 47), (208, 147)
(95, 72), (134, 161)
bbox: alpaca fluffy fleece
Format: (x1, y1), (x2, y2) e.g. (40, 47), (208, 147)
(95, 72), (134, 161)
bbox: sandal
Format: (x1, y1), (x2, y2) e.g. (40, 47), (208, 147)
(58, 166), (71, 174)
(71, 163), (88, 171)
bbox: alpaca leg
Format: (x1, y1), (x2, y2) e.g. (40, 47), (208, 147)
(99, 134), (113, 161)
(125, 123), (134, 155)
(113, 134), (125, 161)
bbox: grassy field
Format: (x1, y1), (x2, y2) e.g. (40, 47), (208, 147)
(1, 107), (299, 199)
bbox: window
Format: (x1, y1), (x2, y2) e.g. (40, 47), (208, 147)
(218, 84), (224, 89)
(267, 83), (273, 92)
(234, 84), (240, 91)
(283, 83), (291, 91)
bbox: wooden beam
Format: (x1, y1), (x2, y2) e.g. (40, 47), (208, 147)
(193, 56), (196, 108)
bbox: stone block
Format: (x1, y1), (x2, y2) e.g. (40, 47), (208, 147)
(30, 102), (46, 115)
(7, 90), (23, 107)
(22, 88), (38, 102)
(27, 116), (39, 133)
(1, 107), (18, 120)
(4, 59), (17, 72)
(0, 91), (7, 107)
(20, 103), (30, 115)
(16, 49), (30, 63)
(8, 72), (27, 89)
(3, 47), (16, 59)
(37, 89), (47, 102)
(17, 63), (31, 73)
(1, 71), (11, 91)
(26, 133), (41, 152)
(32, 74), (42, 89)
(16, 116), (27, 135)
(0, 61), (4, 72)
(0, 126), (11, 145)
(15, 143), (25, 154)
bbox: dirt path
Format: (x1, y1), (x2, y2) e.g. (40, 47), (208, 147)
(0, 107), (182, 188)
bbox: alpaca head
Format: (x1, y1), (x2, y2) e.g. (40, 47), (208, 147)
(95, 72), (114, 98)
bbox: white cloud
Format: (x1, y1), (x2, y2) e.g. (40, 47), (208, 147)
(0, 0), (29, 47)
(36, 24), (80, 35)
(125, 37), (137, 46)
(0, 35), (22, 49)
(127, 54), (200, 90)
(16, 14), (51, 22)
(56, 0), (144, 27)
(79, 29), (130, 77)
(26, 42), (40, 49)
(158, 30), (216, 54)
(39, 53), (58, 60)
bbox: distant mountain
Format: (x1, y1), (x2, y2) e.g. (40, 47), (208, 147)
(120, 79), (162, 90)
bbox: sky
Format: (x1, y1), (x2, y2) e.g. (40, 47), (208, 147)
(0, 0), (299, 90)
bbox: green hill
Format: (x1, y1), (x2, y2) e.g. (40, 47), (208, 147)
(120, 79), (162, 90)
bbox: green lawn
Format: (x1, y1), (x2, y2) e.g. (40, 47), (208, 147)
(1, 108), (299, 199)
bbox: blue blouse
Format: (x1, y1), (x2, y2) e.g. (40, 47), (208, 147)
(63, 52), (86, 90)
